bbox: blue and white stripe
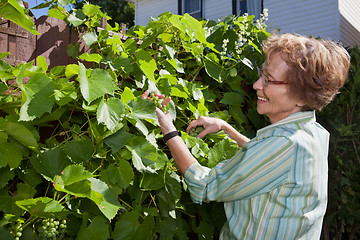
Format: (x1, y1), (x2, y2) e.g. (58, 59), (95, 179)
(184, 111), (329, 239)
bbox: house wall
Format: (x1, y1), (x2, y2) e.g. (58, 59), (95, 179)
(134, 0), (178, 26)
(133, 0), (233, 26)
(339, 0), (360, 46)
(203, 0), (232, 22)
(264, 0), (340, 41)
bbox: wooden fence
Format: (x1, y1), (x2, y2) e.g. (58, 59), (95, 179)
(0, 11), (126, 68)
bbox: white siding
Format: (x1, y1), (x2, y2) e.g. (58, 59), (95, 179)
(339, 0), (360, 46)
(264, 0), (340, 41)
(134, 0), (178, 26)
(204, 0), (232, 22)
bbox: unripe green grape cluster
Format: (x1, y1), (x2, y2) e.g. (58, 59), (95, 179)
(189, 126), (204, 137)
(9, 221), (24, 240)
(147, 93), (168, 113)
(36, 218), (67, 240)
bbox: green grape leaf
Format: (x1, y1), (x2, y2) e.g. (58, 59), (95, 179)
(110, 55), (133, 74)
(65, 138), (95, 163)
(15, 197), (70, 218)
(112, 211), (154, 240)
(82, 3), (102, 16)
(48, 5), (67, 21)
(53, 78), (77, 106)
(104, 126), (132, 153)
(121, 86), (135, 104)
(204, 57), (227, 83)
(97, 97), (126, 131)
(112, 211), (140, 240)
(127, 137), (167, 173)
(0, 132), (6, 144)
(0, 52), (10, 60)
(68, 9), (86, 27)
(14, 183), (36, 201)
(66, 43), (80, 60)
(0, 119), (38, 150)
(106, 162), (134, 189)
(77, 216), (110, 240)
(155, 218), (176, 239)
(0, 0), (39, 35)
(78, 63), (118, 103)
(55, 165), (93, 186)
(19, 73), (55, 121)
(134, 215), (155, 239)
(89, 178), (122, 220)
(30, 148), (71, 180)
(128, 97), (157, 120)
(208, 139), (239, 168)
(0, 142), (22, 168)
(156, 172), (181, 219)
(220, 92), (243, 105)
(36, 55), (48, 73)
(140, 172), (164, 191)
(82, 32), (98, 46)
(53, 165), (96, 199)
(183, 13), (206, 43)
(0, 226), (12, 240)
(79, 53), (102, 63)
(134, 49), (157, 82)
(0, 167), (14, 189)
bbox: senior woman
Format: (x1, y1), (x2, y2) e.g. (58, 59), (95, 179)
(154, 33), (350, 239)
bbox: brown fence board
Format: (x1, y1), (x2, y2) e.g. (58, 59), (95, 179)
(0, 14), (126, 68)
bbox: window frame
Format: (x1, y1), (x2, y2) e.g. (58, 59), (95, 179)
(178, 0), (203, 19)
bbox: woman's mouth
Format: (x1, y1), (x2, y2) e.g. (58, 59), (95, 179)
(257, 96), (268, 102)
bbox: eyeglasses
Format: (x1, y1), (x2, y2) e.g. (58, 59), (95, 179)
(257, 67), (288, 87)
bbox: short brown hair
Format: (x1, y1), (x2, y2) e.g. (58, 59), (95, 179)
(262, 33), (350, 111)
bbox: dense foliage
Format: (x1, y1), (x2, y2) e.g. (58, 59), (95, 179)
(318, 46), (360, 240)
(72, 0), (135, 28)
(0, 0), (269, 239)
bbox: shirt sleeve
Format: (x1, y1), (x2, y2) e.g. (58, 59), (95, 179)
(184, 136), (294, 204)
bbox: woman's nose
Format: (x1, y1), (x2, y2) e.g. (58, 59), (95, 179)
(253, 77), (263, 90)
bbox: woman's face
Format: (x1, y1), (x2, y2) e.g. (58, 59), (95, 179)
(253, 53), (304, 123)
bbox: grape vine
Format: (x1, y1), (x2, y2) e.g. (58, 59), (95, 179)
(0, 0), (269, 239)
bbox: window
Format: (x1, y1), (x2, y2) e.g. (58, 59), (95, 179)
(179, 0), (203, 19)
(236, 0), (248, 15)
(233, 0), (263, 18)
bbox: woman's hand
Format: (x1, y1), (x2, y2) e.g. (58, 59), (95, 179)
(142, 90), (174, 135)
(155, 108), (176, 135)
(186, 116), (226, 139)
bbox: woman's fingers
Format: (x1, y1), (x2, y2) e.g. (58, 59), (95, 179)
(162, 97), (171, 106)
(142, 90), (150, 99)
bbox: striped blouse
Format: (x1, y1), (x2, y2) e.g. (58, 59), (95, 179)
(184, 111), (329, 239)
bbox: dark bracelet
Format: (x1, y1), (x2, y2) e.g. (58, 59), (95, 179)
(163, 131), (181, 143)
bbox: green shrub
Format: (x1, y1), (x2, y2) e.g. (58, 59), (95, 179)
(0, 1), (268, 239)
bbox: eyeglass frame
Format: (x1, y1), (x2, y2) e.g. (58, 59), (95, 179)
(257, 67), (288, 87)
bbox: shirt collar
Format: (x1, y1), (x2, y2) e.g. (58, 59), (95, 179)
(257, 111), (316, 135)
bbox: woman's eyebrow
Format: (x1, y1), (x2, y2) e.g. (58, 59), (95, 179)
(262, 64), (276, 80)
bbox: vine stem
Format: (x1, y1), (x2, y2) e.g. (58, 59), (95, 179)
(118, 198), (133, 210)
(91, 159), (104, 174)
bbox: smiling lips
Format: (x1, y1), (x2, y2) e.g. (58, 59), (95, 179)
(257, 96), (268, 102)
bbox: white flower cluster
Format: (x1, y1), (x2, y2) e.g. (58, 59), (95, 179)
(256, 8), (269, 29)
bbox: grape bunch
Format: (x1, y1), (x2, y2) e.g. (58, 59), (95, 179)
(8, 221), (24, 240)
(36, 218), (67, 240)
(142, 90), (170, 113)
(189, 126), (204, 137)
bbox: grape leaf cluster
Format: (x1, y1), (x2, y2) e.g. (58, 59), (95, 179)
(36, 218), (67, 240)
(189, 126), (204, 137)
